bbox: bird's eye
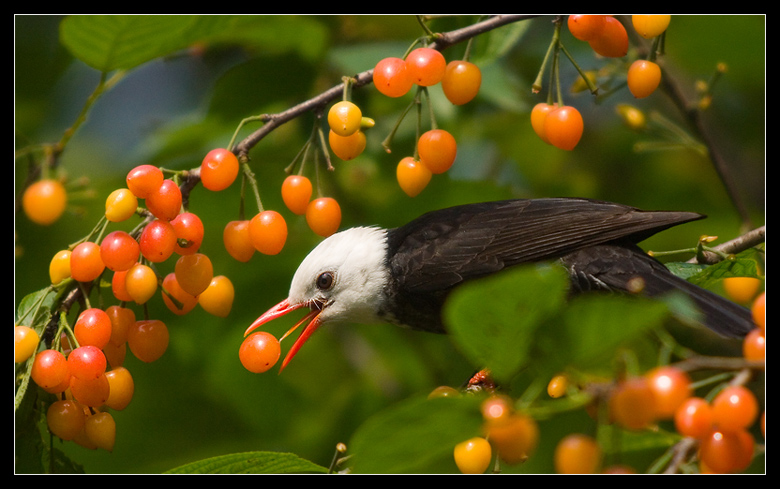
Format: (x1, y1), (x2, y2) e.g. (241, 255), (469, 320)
(316, 272), (334, 290)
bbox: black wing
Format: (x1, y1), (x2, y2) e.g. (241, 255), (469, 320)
(380, 198), (725, 333)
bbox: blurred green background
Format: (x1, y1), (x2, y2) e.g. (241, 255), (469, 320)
(15, 15), (764, 473)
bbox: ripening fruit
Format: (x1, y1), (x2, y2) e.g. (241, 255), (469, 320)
(49, 250), (72, 285)
(306, 197), (341, 237)
(329, 129), (366, 161)
(74, 308), (113, 350)
(100, 230), (140, 272)
(240, 331), (281, 373)
(127, 319), (169, 363)
(174, 252), (214, 296)
(544, 105), (584, 151)
(223, 220), (255, 262)
(743, 328), (765, 362)
(418, 129), (457, 174)
(105, 188), (138, 222)
(84, 411), (116, 452)
(723, 277), (762, 304)
(104, 366), (134, 411)
(609, 377), (657, 430)
(126, 164), (163, 199)
(22, 179), (67, 225)
(567, 15), (607, 41)
(145, 179), (182, 221)
(627, 60), (662, 98)
(453, 437), (492, 474)
(171, 212), (205, 255)
(198, 275), (235, 318)
(554, 434), (602, 474)
(70, 241), (105, 283)
(139, 219), (177, 263)
(484, 413), (539, 465)
(588, 16), (629, 58)
(106, 305), (135, 346)
(14, 325), (39, 363)
(547, 374), (568, 398)
(248, 210), (288, 255)
(674, 397), (713, 439)
(711, 385), (759, 433)
(373, 57), (414, 98)
(645, 366), (692, 419)
(70, 373), (110, 407)
(396, 157), (432, 197)
(698, 428), (754, 473)
(328, 101), (362, 137)
(281, 175), (313, 216)
(405, 47), (446, 86)
(161, 273), (198, 316)
(531, 102), (557, 144)
(481, 395), (514, 426)
(67, 345), (107, 380)
(47, 399), (86, 441)
(752, 292), (765, 331)
(124, 263), (158, 304)
(632, 15), (671, 39)
(441, 60), (482, 105)
(201, 148), (240, 191)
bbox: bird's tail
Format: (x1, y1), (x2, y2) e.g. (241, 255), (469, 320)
(562, 243), (755, 338)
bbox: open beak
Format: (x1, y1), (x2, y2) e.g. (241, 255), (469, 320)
(244, 298), (325, 372)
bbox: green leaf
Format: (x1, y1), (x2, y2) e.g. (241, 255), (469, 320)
(686, 248), (764, 289)
(443, 264), (570, 384)
(164, 451), (328, 474)
(348, 395), (483, 474)
(59, 15), (236, 72)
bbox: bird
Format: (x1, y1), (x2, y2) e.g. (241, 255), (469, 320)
(245, 198), (755, 371)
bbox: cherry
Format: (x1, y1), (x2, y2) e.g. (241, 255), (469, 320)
(554, 434), (601, 474)
(74, 308), (113, 350)
(567, 15), (607, 41)
(124, 263), (158, 304)
(14, 325), (40, 363)
(171, 212), (205, 255)
(139, 219), (177, 263)
(105, 187), (138, 222)
(248, 210), (288, 255)
(46, 399), (86, 441)
(453, 437), (492, 474)
(405, 47), (446, 87)
(161, 272), (198, 316)
(67, 345), (107, 380)
(674, 397), (713, 439)
(174, 252), (214, 296)
(632, 15), (672, 39)
(645, 366), (691, 419)
(373, 57), (413, 98)
(711, 385), (759, 433)
(223, 220), (255, 262)
(70, 241), (105, 282)
(84, 411), (116, 452)
(441, 60), (482, 105)
(127, 319), (169, 363)
(588, 16), (628, 58)
(396, 156), (432, 197)
(627, 60), (662, 99)
(418, 129), (457, 174)
(104, 366), (134, 411)
(49, 249), (72, 285)
(200, 148), (240, 191)
(22, 179), (67, 225)
(544, 105), (584, 151)
(126, 164), (163, 199)
(145, 179), (182, 221)
(281, 175), (313, 216)
(328, 100), (362, 137)
(198, 275), (235, 318)
(329, 129), (366, 161)
(306, 197), (341, 237)
(239, 331), (281, 373)
(100, 230), (140, 272)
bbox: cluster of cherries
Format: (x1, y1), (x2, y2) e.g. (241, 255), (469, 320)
(15, 148), (251, 451)
(372, 47), (481, 197)
(531, 15), (671, 151)
(446, 284), (764, 474)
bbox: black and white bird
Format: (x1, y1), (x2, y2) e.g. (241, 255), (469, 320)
(245, 198), (754, 371)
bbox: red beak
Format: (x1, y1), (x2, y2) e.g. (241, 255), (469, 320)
(244, 299), (324, 372)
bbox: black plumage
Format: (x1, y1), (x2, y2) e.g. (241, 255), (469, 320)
(380, 198), (752, 337)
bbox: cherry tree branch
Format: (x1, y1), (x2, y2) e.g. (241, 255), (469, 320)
(232, 15), (538, 161)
